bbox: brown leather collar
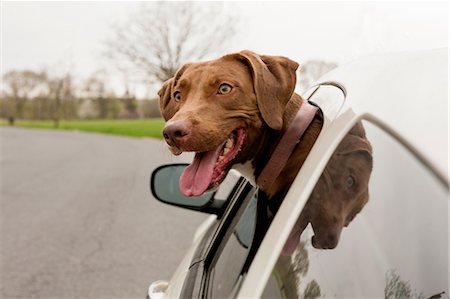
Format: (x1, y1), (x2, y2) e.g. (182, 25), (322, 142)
(256, 101), (319, 193)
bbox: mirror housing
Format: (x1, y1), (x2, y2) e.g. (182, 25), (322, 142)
(150, 163), (233, 215)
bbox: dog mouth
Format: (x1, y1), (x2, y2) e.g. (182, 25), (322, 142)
(180, 127), (246, 197)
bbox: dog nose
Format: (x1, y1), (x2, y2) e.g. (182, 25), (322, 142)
(163, 120), (191, 145)
(324, 233), (339, 249)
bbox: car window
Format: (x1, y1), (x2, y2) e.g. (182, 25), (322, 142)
(207, 189), (259, 298)
(262, 120), (448, 298)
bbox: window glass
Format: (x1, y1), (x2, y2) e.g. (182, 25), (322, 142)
(209, 189), (258, 298)
(263, 121), (448, 298)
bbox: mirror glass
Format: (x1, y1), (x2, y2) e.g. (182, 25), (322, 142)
(151, 164), (214, 208)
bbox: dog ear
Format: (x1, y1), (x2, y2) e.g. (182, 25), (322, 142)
(337, 134), (373, 165)
(348, 121), (367, 138)
(158, 63), (192, 120)
(158, 78), (175, 120)
(238, 50), (299, 130)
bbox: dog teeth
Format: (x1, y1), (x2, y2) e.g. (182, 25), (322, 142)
(225, 138), (233, 149)
(218, 136), (234, 163)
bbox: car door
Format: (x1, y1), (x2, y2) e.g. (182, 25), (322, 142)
(259, 119), (449, 298)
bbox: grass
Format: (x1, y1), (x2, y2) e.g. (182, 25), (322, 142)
(0, 119), (166, 139)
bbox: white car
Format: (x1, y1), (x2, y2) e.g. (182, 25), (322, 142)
(149, 49), (449, 299)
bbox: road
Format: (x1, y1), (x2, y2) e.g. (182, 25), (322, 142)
(0, 127), (207, 299)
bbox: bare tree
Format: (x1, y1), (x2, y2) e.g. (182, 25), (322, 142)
(140, 99), (161, 118)
(298, 60), (338, 92)
(81, 72), (109, 118)
(273, 240), (322, 299)
(1, 70), (47, 124)
(82, 76), (106, 99)
(106, 2), (238, 84)
(47, 73), (74, 128)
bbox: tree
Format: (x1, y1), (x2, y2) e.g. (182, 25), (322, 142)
(82, 76), (107, 99)
(140, 99), (161, 118)
(385, 270), (424, 299)
(302, 280), (321, 299)
(106, 2), (238, 85)
(298, 60), (338, 92)
(47, 73), (74, 128)
(118, 89), (140, 119)
(1, 70), (47, 124)
(273, 240), (322, 298)
(82, 73), (107, 118)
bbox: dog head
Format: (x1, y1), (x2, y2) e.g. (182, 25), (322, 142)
(281, 123), (373, 254)
(158, 50), (298, 196)
(308, 123), (373, 249)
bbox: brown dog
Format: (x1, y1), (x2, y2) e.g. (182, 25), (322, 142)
(281, 122), (373, 254)
(158, 50), (322, 199)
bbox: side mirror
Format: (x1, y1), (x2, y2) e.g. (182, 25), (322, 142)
(151, 164), (225, 214)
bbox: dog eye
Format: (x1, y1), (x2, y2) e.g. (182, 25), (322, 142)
(346, 175), (356, 189)
(218, 83), (232, 94)
(173, 91), (182, 102)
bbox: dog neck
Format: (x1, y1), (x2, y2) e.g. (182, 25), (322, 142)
(232, 97), (301, 187)
(234, 94), (322, 197)
(257, 101), (318, 193)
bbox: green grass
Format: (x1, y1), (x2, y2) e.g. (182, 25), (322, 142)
(1, 119), (166, 139)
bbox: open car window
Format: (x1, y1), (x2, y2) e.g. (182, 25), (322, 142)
(262, 120), (448, 298)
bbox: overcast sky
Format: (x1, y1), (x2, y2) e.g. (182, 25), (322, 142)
(1, 1), (448, 97)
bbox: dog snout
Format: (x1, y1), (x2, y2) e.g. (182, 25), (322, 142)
(311, 225), (342, 250)
(323, 232), (339, 249)
(312, 234), (338, 249)
(163, 120), (191, 146)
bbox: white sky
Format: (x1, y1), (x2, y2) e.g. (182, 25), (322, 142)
(1, 1), (448, 98)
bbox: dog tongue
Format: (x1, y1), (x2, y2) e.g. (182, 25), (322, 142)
(180, 144), (223, 197)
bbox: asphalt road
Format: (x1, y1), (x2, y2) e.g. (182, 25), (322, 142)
(0, 127), (207, 299)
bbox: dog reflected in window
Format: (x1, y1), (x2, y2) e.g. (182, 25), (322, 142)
(282, 122), (373, 255)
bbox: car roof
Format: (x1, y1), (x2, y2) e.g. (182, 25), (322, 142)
(317, 48), (448, 182)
